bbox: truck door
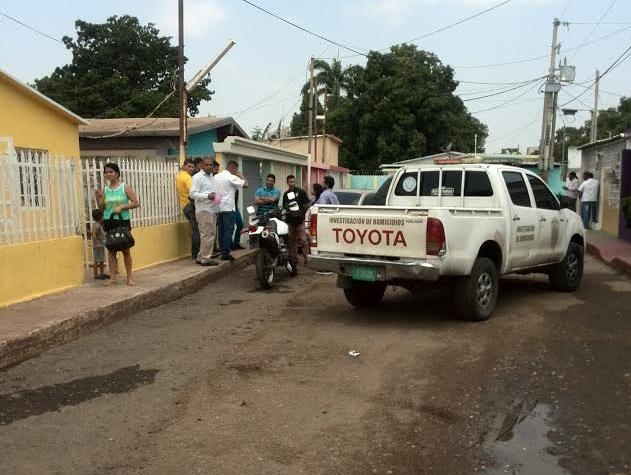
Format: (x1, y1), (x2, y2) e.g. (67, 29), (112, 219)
(501, 171), (540, 269)
(526, 174), (566, 263)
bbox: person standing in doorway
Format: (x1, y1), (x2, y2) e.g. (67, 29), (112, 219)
(254, 173), (281, 219)
(316, 176), (340, 205)
(189, 158), (220, 266)
(215, 160), (248, 261)
(578, 171), (599, 229)
(95, 162), (140, 285)
(562, 171), (579, 212)
(176, 158), (199, 260)
(283, 175), (310, 266)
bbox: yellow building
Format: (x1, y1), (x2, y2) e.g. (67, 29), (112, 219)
(0, 69), (87, 306)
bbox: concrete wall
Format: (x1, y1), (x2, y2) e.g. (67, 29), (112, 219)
(0, 77), (81, 157)
(269, 136), (340, 167)
(581, 140), (626, 236)
(168, 130), (218, 157)
(0, 222), (191, 307)
(130, 222), (190, 270)
(0, 236), (85, 306)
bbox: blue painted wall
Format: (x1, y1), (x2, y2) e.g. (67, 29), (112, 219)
(168, 129), (218, 156)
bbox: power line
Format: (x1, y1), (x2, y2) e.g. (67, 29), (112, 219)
(457, 78), (544, 86)
(559, 42), (631, 107)
(461, 77), (545, 102)
(0, 10), (64, 44)
(241, 0), (368, 57)
(231, 66), (308, 118)
(454, 25), (631, 69)
(470, 79), (545, 114)
(570, 82), (625, 98)
(568, 0), (618, 61)
(398, 0), (515, 47)
(559, 0), (576, 20)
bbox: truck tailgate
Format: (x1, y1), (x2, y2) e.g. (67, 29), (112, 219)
(316, 206), (427, 259)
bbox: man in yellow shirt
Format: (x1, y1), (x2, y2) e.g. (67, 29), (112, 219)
(175, 158), (199, 260)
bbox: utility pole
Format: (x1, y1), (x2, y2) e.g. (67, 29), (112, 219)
(321, 88), (328, 165)
(178, 0), (186, 165)
(539, 18), (561, 182)
(307, 57), (314, 193)
(590, 69), (600, 142)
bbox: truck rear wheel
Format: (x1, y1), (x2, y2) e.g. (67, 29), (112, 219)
(343, 282), (386, 309)
(454, 257), (498, 321)
(548, 242), (583, 292)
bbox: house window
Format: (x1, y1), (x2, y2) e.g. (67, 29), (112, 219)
(15, 148), (48, 207)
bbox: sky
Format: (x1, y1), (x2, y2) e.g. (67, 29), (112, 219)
(1, 0), (630, 154)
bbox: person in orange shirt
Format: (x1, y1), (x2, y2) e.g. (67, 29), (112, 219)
(175, 158), (199, 260)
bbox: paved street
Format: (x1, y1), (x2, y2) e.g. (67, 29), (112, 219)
(1, 256), (630, 475)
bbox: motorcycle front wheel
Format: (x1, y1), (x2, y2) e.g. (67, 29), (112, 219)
(256, 250), (275, 289)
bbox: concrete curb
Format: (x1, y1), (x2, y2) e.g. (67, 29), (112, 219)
(586, 242), (631, 278)
(0, 251), (257, 370)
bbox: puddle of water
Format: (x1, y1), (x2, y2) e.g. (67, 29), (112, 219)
(486, 403), (568, 475)
(0, 365), (158, 426)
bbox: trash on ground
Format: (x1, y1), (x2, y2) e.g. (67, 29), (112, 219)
(348, 350), (360, 357)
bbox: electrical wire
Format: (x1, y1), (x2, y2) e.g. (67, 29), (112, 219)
(568, 0), (618, 61)
(454, 25), (631, 69)
(241, 0), (368, 57)
(461, 76), (545, 102)
(397, 0), (515, 47)
(559, 42), (631, 107)
(469, 79), (545, 114)
(559, 0), (575, 20)
(0, 10), (63, 44)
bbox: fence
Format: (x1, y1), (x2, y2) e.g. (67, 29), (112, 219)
(0, 151), (82, 245)
(80, 156), (183, 268)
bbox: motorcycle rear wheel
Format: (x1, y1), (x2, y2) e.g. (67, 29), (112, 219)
(256, 250), (275, 289)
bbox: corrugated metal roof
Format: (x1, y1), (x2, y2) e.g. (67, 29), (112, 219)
(79, 116), (247, 138)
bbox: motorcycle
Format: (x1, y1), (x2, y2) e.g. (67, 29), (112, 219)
(247, 192), (300, 289)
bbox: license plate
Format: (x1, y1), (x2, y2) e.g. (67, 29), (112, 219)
(351, 265), (377, 282)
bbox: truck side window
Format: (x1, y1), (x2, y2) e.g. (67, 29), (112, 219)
(441, 171), (462, 197)
(464, 171), (493, 196)
(502, 171), (531, 207)
(394, 172), (419, 196)
(527, 175), (560, 210)
(420, 171), (440, 196)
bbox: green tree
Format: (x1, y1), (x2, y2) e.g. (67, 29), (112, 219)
(327, 44), (488, 172)
(34, 15), (213, 118)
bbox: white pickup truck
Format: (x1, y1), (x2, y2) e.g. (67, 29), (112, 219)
(309, 164), (585, 321)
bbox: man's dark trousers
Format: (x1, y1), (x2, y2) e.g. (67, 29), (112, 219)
(183, 203), (200, 259)
(233, 208), (244, 248)
(218, 211), (236, 258)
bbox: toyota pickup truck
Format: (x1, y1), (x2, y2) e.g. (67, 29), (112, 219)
(309, 164), (585, 321)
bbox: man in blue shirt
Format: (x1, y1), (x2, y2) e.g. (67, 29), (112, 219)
(317, 176), (340, 205)
(255, 173), (281, 218)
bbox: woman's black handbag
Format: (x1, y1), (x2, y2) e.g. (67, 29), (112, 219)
(105, 215), (135, 252)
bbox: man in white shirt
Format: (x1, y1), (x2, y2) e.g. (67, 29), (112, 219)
(214, 160), (248, 261)
(562, 171), (579, 211)
(189, 158), (220, 266)
(578, 171), (599, 229)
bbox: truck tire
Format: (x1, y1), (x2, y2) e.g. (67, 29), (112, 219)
(343, 282), (386, 309)
(548, 242), (583, 292)
(454, 257), (498, 321)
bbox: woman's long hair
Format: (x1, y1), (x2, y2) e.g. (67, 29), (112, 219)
(312, 183), (323, 202)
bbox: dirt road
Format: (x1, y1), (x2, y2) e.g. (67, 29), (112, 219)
(1, 256), (630, 475)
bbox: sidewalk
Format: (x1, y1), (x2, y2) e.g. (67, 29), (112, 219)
(0, 249), (257, 369)
(586, 229), (631, 278)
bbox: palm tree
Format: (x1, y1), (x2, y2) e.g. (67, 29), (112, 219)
(301, 59), (348, 111)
